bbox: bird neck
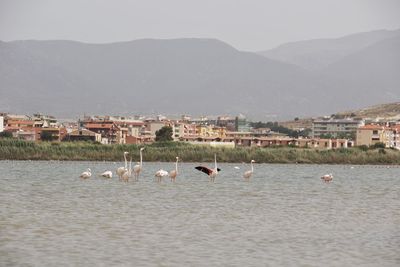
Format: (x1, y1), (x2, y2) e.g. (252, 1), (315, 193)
(124, 154), (127, 168)
(140, 151), (143, 167)
(175, 159), (178, 172)
(251, 162), (253, 172)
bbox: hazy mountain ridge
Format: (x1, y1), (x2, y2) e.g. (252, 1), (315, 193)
(0, 38), (315, 119)
(258, 29), (400, 70)
(0, 33), (399, 120)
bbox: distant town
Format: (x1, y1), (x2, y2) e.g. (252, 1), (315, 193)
(0, 112), (399, 150)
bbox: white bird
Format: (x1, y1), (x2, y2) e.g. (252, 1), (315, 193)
(121, 156), (133, 182)
(243, 160), (255, 180)
(133, 147), (145, 181)
(321, 173), (333, 182)
(100, 170), (113, 178)
(169, 157), (179, 182)
(155, 169), (168, 182)
(80, 168), (92, 179)
(195, 154), (220, 182)
(116, 151), (129, 179)
(234, 166), (240, 170)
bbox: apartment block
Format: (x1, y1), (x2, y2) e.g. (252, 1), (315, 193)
(312, 118), (364, 138)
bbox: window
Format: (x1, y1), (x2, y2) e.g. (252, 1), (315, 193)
(373, 130), (378, 134)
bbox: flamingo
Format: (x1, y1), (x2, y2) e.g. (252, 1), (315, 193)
(169, 157), (179, 182)
(321, 173), (333, 182)
(100, 170), (113, 178)
(116, 151), (129, 179)
(80, 168), (92, 179)
(122, 156), (133, 182)
(195, 154), (221, 182)
(243, 160), (255, 180)
(155, 169), (168, 182)
(133, 147), (145, 181)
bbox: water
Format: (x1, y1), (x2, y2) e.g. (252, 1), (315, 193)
(0, 161), (399, 267)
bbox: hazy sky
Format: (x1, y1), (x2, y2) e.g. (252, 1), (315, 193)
(0, 0), (399, 51)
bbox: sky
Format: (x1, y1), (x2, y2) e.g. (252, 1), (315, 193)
(0, 0), (399, 51)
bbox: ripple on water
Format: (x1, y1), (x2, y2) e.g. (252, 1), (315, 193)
(0, 161), (399, 266)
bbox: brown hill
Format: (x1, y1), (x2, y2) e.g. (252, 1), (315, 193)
(337, 102), (400, 119)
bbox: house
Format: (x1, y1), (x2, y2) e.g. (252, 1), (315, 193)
(356, 124), (400, 149)
(196, 125), (226, 138)
(126, 135), (155, 144)
(35, 127), (67, 141)
(14, 130), (36, 141)
(356, 125), (387, 147)
(65, 129), (102, 142)
(5, 119), (35, 130)
(172, 122), (197, 141)
(32, 113), (59, 128)
(145, 121), (168, 136)
(84, 122), (125, 144)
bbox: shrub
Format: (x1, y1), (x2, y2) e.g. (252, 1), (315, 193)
(0, 131), (13, 138)
(357, 145), (369, 151)
(370, 142), (386, 149)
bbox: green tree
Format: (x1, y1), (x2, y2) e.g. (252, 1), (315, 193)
(155, 126), (173, 142)
(370, 142), (385, 149)
(0, 131), (13, 138)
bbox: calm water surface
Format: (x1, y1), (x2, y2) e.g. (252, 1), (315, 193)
(0, 161), (399, 266)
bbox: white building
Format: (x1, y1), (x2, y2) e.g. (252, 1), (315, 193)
(0, 116), (4, 132)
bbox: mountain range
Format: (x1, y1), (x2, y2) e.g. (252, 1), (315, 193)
(0, 29), (399, 120)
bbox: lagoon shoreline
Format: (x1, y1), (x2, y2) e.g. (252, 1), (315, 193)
(1, 139), (400, 165)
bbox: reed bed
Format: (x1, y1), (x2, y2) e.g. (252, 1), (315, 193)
(1, 139), (400, 164)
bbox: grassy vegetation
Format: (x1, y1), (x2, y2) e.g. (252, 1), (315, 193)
(0, 138), (400, 164)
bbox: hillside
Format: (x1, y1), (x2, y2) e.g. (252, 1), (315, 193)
(337, 102), (400, 119)
(0, 38), (316, 120)
(258, 29), (400, 70)
(0, 34), (399, 120)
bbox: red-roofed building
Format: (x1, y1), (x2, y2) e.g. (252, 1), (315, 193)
(84, 122), (125, 144)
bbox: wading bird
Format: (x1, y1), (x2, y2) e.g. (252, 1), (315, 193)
(116, 151), (129, 179)
(133, 148), (145, 181)
(195, 154), (221, 182)
(169, 157), (179, 182)
(80, 168), (92, 179)
(122, 156), (133, 182)
(321, 173), (333, 182)
(155, 169), (168, 182)
(100, 170), (113, 178)
(243, 160), (255, 180)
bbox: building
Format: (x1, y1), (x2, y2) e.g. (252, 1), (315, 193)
(312, 118), (364, 138)
(35, 127), (67, 141)
(235, 115), (252, 132)
(217, 116), (236, 131)
(65, 129), (102, 142)
(32, 113), (59, 128)
(0, 116), (3, 132)
(195, 125), (226, 138)
(146, 121), (168, 136)
(172, 122), (197, 141)
(356, 124), (400, 149)
(14, 130), (36, 141)
(84, 122), (125, 144)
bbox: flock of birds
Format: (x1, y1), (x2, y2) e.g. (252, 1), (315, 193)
(79, 149), (333, 183)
